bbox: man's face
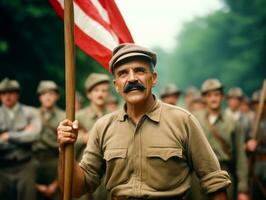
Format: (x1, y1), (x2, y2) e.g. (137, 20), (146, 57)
(87, 83), (109, 107)
(0, 91), (19, 108)
(39, 90), (59, 109)
(203, 90), (223, 110)
(227, 97), (241, 111)
(161, 94), (179, 106)
(113, 59), (157, 105)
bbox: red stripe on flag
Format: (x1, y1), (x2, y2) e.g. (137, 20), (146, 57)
(99, 0), (134, 43)
(75, 25), (112, 72)
(74, 0), (113, 33)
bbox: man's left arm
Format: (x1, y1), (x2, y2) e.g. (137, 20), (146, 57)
(186, 114), (231, 196)
(8, 107), (41, 144)
(234, 123), (249, 199)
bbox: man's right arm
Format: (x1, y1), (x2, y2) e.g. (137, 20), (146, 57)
(57, 119), (86, 197)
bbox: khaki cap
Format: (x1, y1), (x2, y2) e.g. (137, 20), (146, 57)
(185, 86), (198, 96)
(109, 43), (157, 73)
(227, 87), (244, 99)
(251, 90), (265, 103)
(0, 78), (20, 92)
(85, 73), (110, 91)
(201, 79), (223, 94)
(37, 80), (59, 94)
(160, 84), (181, 98)
(191, 91), (204, 103)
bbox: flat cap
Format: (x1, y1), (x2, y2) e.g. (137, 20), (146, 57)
(185, 86), (198, 96)
(37, 80), (59, 94)
(227, 87), (244, 99)
(191, 91), (204, 103)
(0, 78), (20, 92)
(251, 90), (265, 103)
(109, 43), (157, 73)
(160, 84), (181, 98)
(85, 73), (110, 91)
(201, 79), (223, 94)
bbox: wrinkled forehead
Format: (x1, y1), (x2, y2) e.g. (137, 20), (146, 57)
(113, 58), (153, 74)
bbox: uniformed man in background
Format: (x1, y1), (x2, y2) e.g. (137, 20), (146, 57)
(245, 90), (266, 199)
(192, 79), (249, 200)
(57, 43), (231, 200)
(75, 73), (110, 200)
(225, 87), (244, 121)
(160, 83), (181, 105)
(33, 80), (65, 200)
(0, 78), (41, 200)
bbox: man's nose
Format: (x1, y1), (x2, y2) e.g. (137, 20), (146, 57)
(128, 70), (137, 82)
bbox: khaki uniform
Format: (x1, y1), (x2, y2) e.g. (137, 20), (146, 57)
(76, 107), (109, 200)
(79, 100), (231, 198)
(33, 107), (65, 200)
(76, 106), (106, 161)
(192, 110), (249, 199)
(0, 103), (41, 200)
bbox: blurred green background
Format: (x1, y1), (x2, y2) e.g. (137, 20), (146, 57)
(0, 0), (265, 108)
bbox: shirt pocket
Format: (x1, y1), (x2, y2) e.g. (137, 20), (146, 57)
(146, 146), (189, 190)
(103, 148), (129, 190)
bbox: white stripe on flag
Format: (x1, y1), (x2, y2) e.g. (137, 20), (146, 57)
(91, 0), (110, 24)
(58, 0), (118, 50)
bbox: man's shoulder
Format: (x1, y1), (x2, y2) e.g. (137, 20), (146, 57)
(76, 106), (91, 118)
(94, 109), (122, 127)
(161, 102), (192, 118)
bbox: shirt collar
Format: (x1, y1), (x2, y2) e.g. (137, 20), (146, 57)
(117, 96), (162, 123)
(205, 109), (225, 123)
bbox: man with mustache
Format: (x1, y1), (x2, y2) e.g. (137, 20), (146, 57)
(57, 43), (231, 200)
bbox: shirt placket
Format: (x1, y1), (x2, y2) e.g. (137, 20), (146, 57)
(132, 116), (145, 197)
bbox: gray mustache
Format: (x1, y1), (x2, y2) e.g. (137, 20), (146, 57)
(123, 82), (146, 93)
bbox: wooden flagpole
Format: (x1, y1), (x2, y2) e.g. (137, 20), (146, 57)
(63, 0), (75, 199)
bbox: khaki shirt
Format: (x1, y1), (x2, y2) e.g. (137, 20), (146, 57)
(80, 100), (231, 198)
(0, 103), (41, 161)
(194, 110), (248, 192)
(33, 107), (65, 153)
(75, 106), (106, 160)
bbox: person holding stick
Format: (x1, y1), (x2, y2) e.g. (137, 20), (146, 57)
(57, 43), (231, 200)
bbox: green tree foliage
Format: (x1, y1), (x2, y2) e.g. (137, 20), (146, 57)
(165, 0), (266, 95)
(0, 0), (108, 107)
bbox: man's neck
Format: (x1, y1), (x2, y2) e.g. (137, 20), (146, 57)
(90, 103), (105, 116)
(207, 107), (221, 116)
(127, 95), (155, 125)
(41, 105), (56, 112)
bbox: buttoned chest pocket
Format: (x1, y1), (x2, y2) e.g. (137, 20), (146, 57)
(146, 147), (189, 190)
(103, 148), (129, 190)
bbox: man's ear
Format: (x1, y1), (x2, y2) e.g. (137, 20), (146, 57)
(152, 72), (158, 87)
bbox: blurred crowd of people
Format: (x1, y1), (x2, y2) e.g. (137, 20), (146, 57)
(0, 74), (265, 200)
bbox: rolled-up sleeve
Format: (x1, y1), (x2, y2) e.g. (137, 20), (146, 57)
(186, 114), (231, 194)
(79, 123), (103, 193)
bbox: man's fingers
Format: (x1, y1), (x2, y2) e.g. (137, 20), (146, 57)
(58, 130), (77, 139)
(59, 119), (73, 126)
(57, 125), (72, 132)
(73, 120), (79, 130)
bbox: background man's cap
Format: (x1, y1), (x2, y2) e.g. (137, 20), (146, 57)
(85, 73), (110, 91)
(185, 86), (198, 97)
(109, 43), (157, 73)
(251, 90), (265, 103)
(160, 84), (181, 98)
(227, 87), (244, 99)
(37, 80), (59, 94)
(201, 79), (224, 94)
(0, 78), (20, 93)
(191, 91), (204, 103)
